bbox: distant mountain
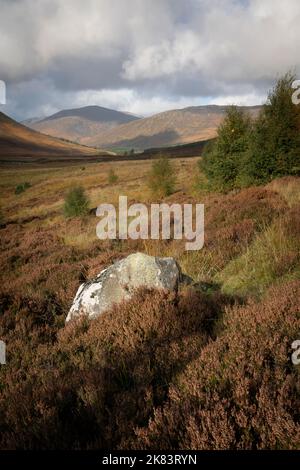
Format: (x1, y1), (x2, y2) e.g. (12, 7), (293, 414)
(84, 105), (261, 150)
(0, 111), (111, 161)
(24, 104), (261, 151)
(22, 116), (44, 126)
(39, 105), (140, 123)
(27, 105), (140, 143)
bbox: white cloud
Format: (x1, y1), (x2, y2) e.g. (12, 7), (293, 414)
(123, 0), (300, 83)
(78, 89), (210, 116)
(211, 92), (266, 106)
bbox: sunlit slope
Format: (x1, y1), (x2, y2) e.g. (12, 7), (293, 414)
(85, 105), (261, 150)
(0, 111), (111, 158)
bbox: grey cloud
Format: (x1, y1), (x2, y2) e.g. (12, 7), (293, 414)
(0, 0), (299, 120)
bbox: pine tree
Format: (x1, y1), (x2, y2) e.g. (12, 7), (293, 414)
(200, 106), (251, 191)
(245, 73), (300, 184)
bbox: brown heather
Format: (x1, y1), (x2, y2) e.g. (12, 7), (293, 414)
(0, 287), (230, 449)
(129, 280), (300, 450)
(0, 160), (299, 450)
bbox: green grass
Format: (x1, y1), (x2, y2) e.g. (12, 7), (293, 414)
(217, 216), (300, 298)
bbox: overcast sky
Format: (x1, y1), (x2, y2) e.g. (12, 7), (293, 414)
(0, 0), (300, 121)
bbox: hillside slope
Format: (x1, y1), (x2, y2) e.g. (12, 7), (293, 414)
(85, 105), (261, 150)
(27, 105), (140, 143)
(0, 111), (110, 161)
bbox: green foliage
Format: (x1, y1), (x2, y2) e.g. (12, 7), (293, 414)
(200, 107), (251, 191)
(108, 168), (118, 184)
(200, 73), (300, 191)
(148, 154), (176, 197)
(245, 73), (300, 184)
(15, 181), (31, 195)
(63, 186), (89, 218)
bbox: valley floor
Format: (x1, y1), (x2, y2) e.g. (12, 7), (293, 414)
(0, 156), (299, 449)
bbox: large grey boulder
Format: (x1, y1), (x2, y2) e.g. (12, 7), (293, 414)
(66, 252), (183, 322)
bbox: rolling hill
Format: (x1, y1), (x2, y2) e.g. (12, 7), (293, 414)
(27, 105), (140, 144)
(83, 105), (261, 150)
(0, 111), (111, 162)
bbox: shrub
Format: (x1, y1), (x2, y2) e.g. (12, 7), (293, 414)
(15, 182), (31, 195)
(148, 154), (176, 197)
(63, 186), (89, 218)
(108, 168), (118, 184)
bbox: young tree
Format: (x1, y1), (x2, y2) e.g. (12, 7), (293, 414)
(200, 106), (251, 191)
(63, 186), (89, 218)
(15, 182), (31, 195)
(148, 154), (176, 197)
(108, 168), (118, 184)
(245, 73), (300, 184)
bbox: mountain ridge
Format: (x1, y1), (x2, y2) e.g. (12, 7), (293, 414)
(85, 104), (261, 150)
(26, 105), (140, 144)
(38, 105), (140, 124)
(25, 104), (262, 151)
